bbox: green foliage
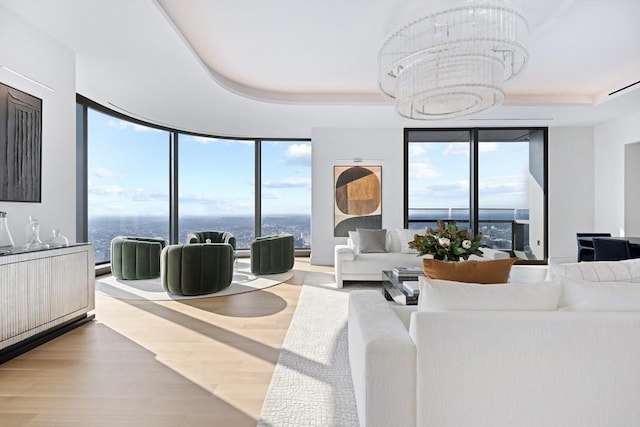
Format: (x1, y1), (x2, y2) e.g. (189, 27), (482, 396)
(408, 220), (484, 261)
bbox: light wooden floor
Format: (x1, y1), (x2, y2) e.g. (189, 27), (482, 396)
(0, 258), (336, 427)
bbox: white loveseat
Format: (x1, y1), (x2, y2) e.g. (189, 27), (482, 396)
(334, 228), (509, 288)
(348, 259), (640, 427)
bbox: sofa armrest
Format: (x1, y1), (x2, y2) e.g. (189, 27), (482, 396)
(348, 290), (416, 427)
(334, 244), (355, 288)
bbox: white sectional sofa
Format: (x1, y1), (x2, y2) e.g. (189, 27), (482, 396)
(348, 259), (640, 427)
(334, 228), (509, 287)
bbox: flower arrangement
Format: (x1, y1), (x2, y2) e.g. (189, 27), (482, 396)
(408, 220), (484, 261)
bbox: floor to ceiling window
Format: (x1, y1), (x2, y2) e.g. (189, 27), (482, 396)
(78, 96), (311, 263)
(178, 135), (256, 248)
(260, 140), (311, 248)
(86, 108), (170, 264)
(406, 128), (547, 263)
(407, 130), (471, 231)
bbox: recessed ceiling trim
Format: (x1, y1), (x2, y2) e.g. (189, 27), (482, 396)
(470, 118), (554, 121)
(153, 0), (388, 105)
(504, 94), (593, 105)
(203, 64), (389, 105)
(594, 75), (640, 105)
(609, 80), (640, 96)
(0, 65), (54, 92)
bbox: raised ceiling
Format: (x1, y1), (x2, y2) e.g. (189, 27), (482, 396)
(157, 0), (640, 105)
(2, 0), (640, 136)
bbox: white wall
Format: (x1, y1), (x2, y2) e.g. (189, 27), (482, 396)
(0, 5), (76, 247)
(310, 128), (404, 265)
(625, 142), (640, 235)
(311, 126), (596, 265)
(547, 127), (595, 263)
(594, 111), (640, 237)
(0, 4), (608, 263)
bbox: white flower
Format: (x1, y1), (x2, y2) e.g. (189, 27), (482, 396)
(462, 239), (472, 249)
(438, 237), (450, 248)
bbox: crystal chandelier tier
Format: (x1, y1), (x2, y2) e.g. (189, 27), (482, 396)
(378, 1), (529, 120)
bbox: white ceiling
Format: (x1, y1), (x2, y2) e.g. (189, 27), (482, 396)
(2, 0), (640, 137)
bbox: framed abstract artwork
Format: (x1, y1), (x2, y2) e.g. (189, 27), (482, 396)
(0, 82), (42, 202)
(334, 165), (382, 237)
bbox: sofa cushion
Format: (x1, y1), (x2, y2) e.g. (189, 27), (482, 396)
(546, 258), (640, 283)
(347, 230), (358, 251)
(397, 228), (420, 254)
(356, 228), (388, 253)
(387, 228), (419, 253)
(422, 257), (517, 284)
(418, 277), (562, 311)
(559, 277), (640, 311)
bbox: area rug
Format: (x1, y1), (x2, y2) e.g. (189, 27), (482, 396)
(95, 260), (294, 301)
(257, 274), (362, 427)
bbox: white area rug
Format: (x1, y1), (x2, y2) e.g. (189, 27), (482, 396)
(258, 272), (365, 427)
(96, 260), (294, 301)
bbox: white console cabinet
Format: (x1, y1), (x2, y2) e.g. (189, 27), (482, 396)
(0, 244), (95, 361)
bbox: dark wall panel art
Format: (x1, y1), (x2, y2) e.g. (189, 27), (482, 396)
(0, 82), (42, 202)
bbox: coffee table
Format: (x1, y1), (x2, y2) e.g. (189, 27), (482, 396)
(382, 270), (420, 305)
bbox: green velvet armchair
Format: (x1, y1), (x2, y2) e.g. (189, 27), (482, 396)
(161, 243), (234, 296)
(250, 234), (294, 275)
(111, 236), (167, 280)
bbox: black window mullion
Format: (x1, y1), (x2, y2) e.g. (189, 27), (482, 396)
(169, 131), (179, 244)
(403, 129), (410, 228)
(470, 129), (479, 237)
(255, 139), (261, 239)
(75, 102), (88, 243)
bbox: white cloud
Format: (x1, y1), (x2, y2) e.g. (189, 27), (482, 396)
(442, 142), (499, 157)
(190, 135), (216, 144)
(409, 162), (441, 179)
(93, 167), (118, 178)
(107, 119), (161, 133)
(443, 143), (470, 157)
(88, 184), (167, 203)
(263, 177), (311, 189)
(284, 144), (311, 166)
(178, 192), (254, 214)
(89, 185), (126, 195)
(130, 188), (166, 202)
(179, 193), (225, 203)
(479, 142), (498, 152)
(262, 190), (282, 200)
(409, 145), (427, 157)
(184, 135), (255, 146)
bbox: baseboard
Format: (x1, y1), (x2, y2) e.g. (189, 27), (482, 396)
(0, 314), (95, 364)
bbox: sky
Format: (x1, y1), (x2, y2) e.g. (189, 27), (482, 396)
(87, 109), (311, 217)
(88, 107), (532, 220)
(408, 140), (531, 212)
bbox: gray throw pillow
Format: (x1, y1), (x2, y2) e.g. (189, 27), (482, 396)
(356, 228), (388, 253)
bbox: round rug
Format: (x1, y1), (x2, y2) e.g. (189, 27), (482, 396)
(96, 261), (294, 301)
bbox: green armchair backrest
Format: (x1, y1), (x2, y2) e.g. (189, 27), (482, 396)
(186, 231), (236, 250)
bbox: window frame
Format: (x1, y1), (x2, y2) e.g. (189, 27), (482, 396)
(404, 127), (549, 265)
(76, 94), (311, 264)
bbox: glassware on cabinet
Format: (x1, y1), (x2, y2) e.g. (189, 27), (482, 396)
(49, 229), (69, 248)
(0, 211), (15, 249)
(25, 216), (49, 250)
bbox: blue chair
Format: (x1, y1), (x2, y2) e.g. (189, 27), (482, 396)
(592, 237), (631, 261)
(576, 232), (611, 262)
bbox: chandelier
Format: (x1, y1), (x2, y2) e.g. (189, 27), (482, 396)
(378, 1), (529, 120)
